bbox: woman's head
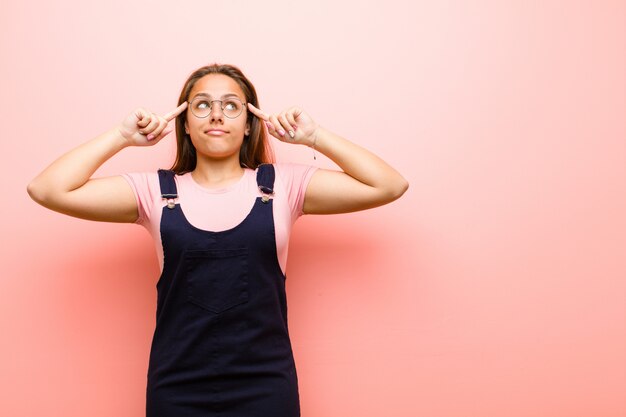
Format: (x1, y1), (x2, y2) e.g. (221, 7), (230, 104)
(172, 64), (273, 174)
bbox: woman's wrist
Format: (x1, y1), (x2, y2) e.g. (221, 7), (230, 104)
(307, 125), (322, 148)
(114, 126), (136, 149)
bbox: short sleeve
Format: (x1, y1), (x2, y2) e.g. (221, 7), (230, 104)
(121, 172), (161, 226)
(274, 162), (318, 222)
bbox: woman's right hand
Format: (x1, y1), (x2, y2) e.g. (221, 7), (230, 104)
(28, 101), (189, 222)
(118, 102), (188, 146)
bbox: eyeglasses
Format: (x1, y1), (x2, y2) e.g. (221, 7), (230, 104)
(188, 96), (246, 119)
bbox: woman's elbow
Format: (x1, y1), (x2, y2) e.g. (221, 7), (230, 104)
(391, 175), (409, 200)
(27, 179), (50, 206)
(382, 177), (409, 203)
(397, 177), (409, 197)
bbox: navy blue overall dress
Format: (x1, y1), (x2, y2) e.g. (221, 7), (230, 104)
(145, 164), (301, 416)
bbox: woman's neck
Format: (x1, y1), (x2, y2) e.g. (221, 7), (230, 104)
(191, 155), (246, 189)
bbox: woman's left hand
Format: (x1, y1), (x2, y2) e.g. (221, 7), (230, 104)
(247, 103), (319, 146)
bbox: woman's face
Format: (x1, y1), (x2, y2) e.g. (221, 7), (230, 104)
(185, 73), (249, 161)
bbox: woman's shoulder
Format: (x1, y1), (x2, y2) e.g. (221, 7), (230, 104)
(123, 170), (196, 199)
(244, 162), (317, 191)
(121, 171), (160, 192)
(269, 161), (319, 180)
(268, 162), (318, 214)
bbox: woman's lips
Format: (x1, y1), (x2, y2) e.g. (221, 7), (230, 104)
(205, 129), (227, 135)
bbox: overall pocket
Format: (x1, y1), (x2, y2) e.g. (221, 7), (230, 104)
(183, 248), (249, 314)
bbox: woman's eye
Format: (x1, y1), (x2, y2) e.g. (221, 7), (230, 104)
(225, 101), (237, 111)
(196, 101), (209, 109)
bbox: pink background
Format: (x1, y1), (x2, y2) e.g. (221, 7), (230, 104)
(2, 1), (625, 416)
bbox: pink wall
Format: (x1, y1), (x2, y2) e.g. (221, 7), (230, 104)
(2, 1), (625, 416)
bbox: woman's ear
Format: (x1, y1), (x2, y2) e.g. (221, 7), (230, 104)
(185, 120), (189, 134)
(245, 123), (250, 136)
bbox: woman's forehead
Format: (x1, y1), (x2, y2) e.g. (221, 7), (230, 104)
(190, 73), (244, 99)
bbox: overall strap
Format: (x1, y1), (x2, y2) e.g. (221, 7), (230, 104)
(256, 164), (275, 203)
(158, 169), (178, 209)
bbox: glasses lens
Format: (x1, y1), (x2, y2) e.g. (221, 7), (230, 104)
(222, 98), (243, 118)
(191, 98), (211, 118)
(190, 97), (244, 119)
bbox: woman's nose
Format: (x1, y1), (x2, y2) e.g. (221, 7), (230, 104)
(209, 102), (224, 123)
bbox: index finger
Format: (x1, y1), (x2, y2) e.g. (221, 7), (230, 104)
(163, 101), (188, 122)
(247, 102), (269, 121)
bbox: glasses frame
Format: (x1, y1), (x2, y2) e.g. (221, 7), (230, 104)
(188, 97), (247, 119)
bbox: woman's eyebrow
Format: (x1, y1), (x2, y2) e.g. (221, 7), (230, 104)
(192, 92), (241, 99)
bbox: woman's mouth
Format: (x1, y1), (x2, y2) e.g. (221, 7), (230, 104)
(205, 129), (228, 135)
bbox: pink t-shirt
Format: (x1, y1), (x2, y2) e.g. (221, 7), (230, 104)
(122, 163), (318, 275)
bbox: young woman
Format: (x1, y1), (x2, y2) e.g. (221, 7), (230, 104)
(28, 64), (408, 417)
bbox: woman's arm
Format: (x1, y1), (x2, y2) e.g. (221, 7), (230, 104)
(300, 126), (408, 214)
(247, 104), (409, 214)
(27, 103), (187, 222)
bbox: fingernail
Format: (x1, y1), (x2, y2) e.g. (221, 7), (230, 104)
(264, 121), (272, 130)
(278, 129), (285, 136)
(288, 130), (295, 138)
(147, 134), (154, 141)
